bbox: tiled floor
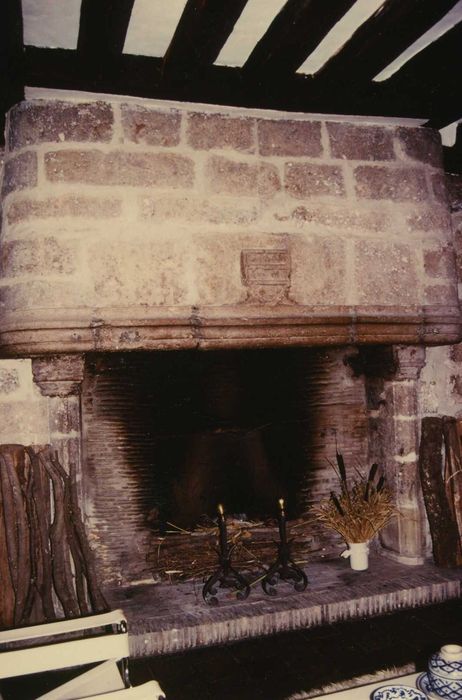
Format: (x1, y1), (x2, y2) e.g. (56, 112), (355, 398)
(1, 599), (461, 699)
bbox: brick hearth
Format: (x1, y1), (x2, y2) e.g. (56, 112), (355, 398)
(108, 556), (462, 656)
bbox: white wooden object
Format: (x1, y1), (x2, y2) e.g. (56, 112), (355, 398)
(73, 681), (165, 699)
(0, 610), (165, 699)
(37, 660), (126, 699)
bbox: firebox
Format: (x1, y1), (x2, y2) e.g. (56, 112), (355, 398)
(81, 347), (368, 586)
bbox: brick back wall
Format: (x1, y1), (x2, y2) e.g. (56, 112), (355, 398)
(81, 347), (367, 585)
(0, 97), (459, 354)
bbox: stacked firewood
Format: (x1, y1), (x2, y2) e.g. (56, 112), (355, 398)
(443, 417), (462, 544)
(418, 417), (462, 568)
(0, 444), (108, 630)
(146, 517), (317, 583)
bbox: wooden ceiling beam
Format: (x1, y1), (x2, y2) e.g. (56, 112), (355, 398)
(23, 47), (241, 104)
(426, 105), (462, 132)
(314, 0), (461, 87)
(0, 0), (24, 145)
(77, 0), (135, 57)
(1, 0), (24, 106)
(162, 0), (249, 81)
(376, 22), (462, 126)
(24, 45), (445, 123)
(443, 126), (462, 176)
(243, 0), (356, 77)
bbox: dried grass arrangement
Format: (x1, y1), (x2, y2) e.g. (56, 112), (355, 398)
(310, 453), (397, 544)
(146, 516), (316, 583)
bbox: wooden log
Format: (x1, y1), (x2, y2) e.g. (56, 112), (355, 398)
(68, 462), (109, 613)
(418, 417), (462, 567)
(49, 453), (89, 616)
(443, 417), (462, 542)
(21, 450), (39, 623)
(1, 444), (109, 626)
(0, 462), (15, 628)
(40, 453), (81, 618)
(26, 447), (56, 621)
(0, 453), (19, 595)
(1, 447), (31, 625)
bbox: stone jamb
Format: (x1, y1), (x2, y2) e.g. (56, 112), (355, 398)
(31, 354), (85, 501)
(370, 345), (427, 565)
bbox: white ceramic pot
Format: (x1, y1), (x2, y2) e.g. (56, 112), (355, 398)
(341, 542), (369, 571)
(428, 644), (462, 700)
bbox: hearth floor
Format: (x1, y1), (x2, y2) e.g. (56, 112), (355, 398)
(128, 597), (462, 700)
(106, 555), (462, 656)
(2, 596), (461, 700)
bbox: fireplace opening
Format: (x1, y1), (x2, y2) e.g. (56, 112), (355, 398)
(83, 349), (320, 527)
(78, 347), (462, 656)
(81, 346), (368, 587)
(147, 348), (311, 527)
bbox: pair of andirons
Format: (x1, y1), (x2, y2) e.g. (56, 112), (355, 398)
(202, 499), (308, 606)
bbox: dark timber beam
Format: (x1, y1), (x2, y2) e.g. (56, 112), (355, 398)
(377, 21), (462, 127)
(425, 96), (462, 131)
(443, 125), (462, 176)
(314, 0), (461, 87)
(24, 45), (453, 123)
(77, 0), (135, 56)
(162, 0), (249, 81)
(24, 46), (242, 104)
(243, 0), (356, 78)
(427, 109), (462, 132)
(0, 0), (24, 144)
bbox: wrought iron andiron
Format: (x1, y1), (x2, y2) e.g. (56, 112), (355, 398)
(202, 504), (250, 606)
(262, 498), (308, 595)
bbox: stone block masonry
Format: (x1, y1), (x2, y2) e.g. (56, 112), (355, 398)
(0, 97), (460, 354)
(0, 359), (49, 444)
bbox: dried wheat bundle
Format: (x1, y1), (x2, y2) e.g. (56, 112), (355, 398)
(310, 454), (397, 544)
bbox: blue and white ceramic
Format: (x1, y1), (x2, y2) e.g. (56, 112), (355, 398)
(417, 672), (445, 700)
(371, 685), (426, 700)
(427, 645), (462, 700)
(429, 646), (462, 679)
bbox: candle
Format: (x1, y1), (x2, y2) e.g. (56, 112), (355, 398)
(278, 497), (287, 543)
(217, 503), (228, 555)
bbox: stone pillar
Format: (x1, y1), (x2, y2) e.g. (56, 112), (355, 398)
(375, 346), (427, 564)
(31, 355), (85, 496)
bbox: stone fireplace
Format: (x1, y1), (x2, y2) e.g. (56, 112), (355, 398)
(1, 93), (462, 654)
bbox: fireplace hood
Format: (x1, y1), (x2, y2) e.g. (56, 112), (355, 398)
(0, 96), (460, 356)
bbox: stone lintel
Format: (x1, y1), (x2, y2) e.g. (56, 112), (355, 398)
(0, 305), (460, 356)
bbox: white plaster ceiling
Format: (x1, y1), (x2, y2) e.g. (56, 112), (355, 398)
(22, 0), (81, 49)
(22, 0), (462, 77)
(123, 0), (188, 57)
(215, 0), (288, 66)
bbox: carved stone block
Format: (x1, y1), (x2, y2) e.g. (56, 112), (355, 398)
(241, 249), (291, 304)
